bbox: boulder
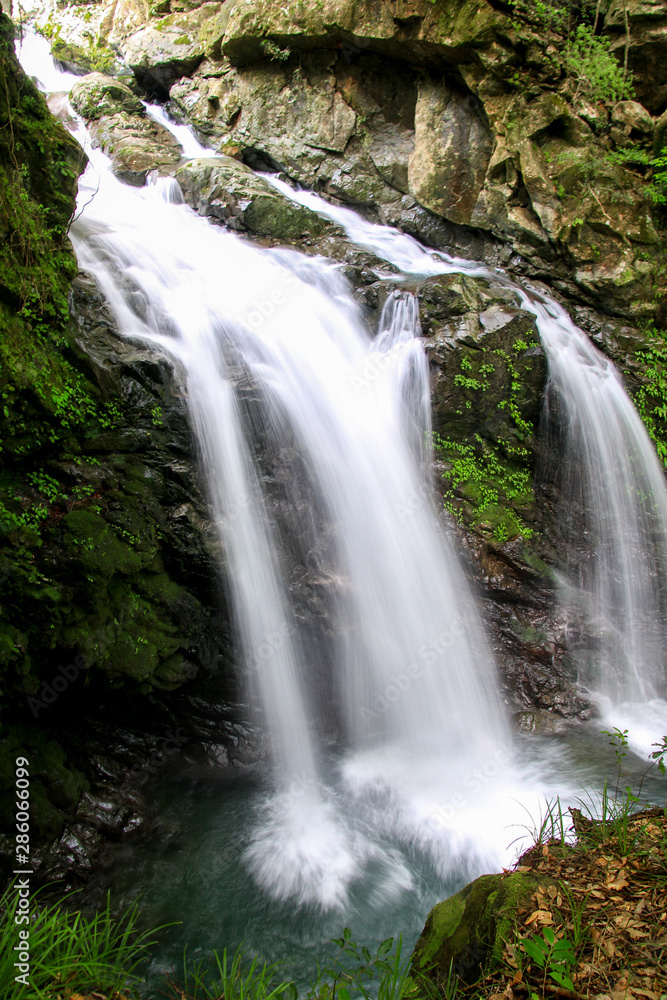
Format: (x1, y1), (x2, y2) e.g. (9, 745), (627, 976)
(71, 72), (182, 182)
(119, 3), (223, 93)
(411, 872), (549, 986)
(70, 72), (145, 119)
(216, 0), (511, 66)
(408, 80), (494, 226)
(605, 0), (667, 113)
(176, 156), (335, 238)
(611, 98), (654, 140)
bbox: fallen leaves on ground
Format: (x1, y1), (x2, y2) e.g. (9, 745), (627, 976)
(459, 807), (667, 999)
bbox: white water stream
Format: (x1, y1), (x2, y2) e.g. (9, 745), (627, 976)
(267, 178), (667, 751)
(15, 31), (667, 910)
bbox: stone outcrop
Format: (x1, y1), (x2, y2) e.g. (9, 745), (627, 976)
(605, 0), (667, 113)
(70, 72), (182, 182)
(118, 2), (223, 93)
(137, 0), (666, 319)
(176, 155), (336, 237)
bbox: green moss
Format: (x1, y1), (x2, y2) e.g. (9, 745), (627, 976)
(0, 725), (88, 840)
(628, 332), (667, 468)
(437, 433), (535, 543)
(434, 335), (541, 542)
(52, 38), (117, 75)
(412, 872), (546, 987)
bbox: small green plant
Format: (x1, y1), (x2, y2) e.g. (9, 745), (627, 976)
(519, 927), (576, 994)
(0, 885), (164, 998)
(607, 145), (667, 205)
(308, 928), (404, 1000)
(565, 24), (634, 104)
(557, 882), (590, 951)
(623, 330), (667, 468)
(167, 946), (296, 1000)
(511, 795), (572, 853)
(650, 735), (667, 775)
(602, 726), (629, 796)
(260, 39), (292, 61)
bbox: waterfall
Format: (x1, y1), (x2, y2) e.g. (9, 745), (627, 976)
(267, 178), (667, 737)
(17, 32), (522, 905)
(17, 28), (666, 909)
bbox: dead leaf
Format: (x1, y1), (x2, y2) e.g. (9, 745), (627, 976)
(512, 969), (523, 985)
(632, 990), (659, 1000)
(607, 870), (629, 890)
(627, 927), (650, 940)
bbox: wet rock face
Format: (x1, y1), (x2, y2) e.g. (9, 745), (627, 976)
(605, 0), (667, 114)
(105, 0), (667, 319)
(176, 155), (337, 237)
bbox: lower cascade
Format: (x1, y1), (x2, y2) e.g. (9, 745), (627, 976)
(14, 29), (667, 922)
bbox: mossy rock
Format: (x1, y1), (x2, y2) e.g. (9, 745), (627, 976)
(0, 725), (88, 842)
(176, 156), (335, 239)
(52, 39), (118, 76)
(70, 72), (144, 120)
(411, 871), (548, 986)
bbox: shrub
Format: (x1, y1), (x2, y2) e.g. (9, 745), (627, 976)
(564, 24), (634, 103)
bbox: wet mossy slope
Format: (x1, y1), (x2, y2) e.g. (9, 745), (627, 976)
(0, 13), (230, 856)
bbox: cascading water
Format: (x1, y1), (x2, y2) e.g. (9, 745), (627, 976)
(267, 178), (667, 751)
(16, 31), (531, 908)
(16, 28), (666, 935)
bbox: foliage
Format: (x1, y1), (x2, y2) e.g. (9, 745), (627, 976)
(164, 929), (422, 1000)
(564, 24), (633, 103)
(260, 39), (291, 61)
(519, 926), (576, 993)
(608, 145), (667, 206)
(626, 332), (667, 469)
(166, 947), (297, 1000)
(433, 336), (539, 544)
(435, 432), (535, 543)
(0, 885), (163, 999)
